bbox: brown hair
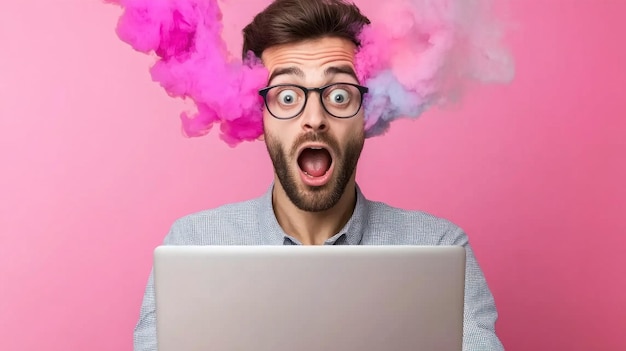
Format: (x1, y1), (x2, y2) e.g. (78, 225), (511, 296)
(242, 0), (370, 60)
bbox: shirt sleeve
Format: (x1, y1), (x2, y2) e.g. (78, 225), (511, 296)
(133, 220), (185, 351)
(133, 271), (157, 351)
(441, 225), (505, 351)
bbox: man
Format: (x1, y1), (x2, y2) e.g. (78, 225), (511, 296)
(133, 0), (504, 350)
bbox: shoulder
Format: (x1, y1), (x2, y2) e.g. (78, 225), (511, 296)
(362, 198), (468, 245)
(163, 196), (264, 245)
(175, 197), (261, 228)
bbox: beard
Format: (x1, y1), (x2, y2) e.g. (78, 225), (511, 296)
(265, 130), (364, 212)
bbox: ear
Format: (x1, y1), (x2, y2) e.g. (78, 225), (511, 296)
(257, 119), (266, 142)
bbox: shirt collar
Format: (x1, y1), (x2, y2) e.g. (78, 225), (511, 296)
(258, 183), (369, 245)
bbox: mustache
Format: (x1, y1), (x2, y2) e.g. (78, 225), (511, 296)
(290, 132), (341, 157)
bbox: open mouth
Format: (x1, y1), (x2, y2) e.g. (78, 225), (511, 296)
(297, 146), (333, 178)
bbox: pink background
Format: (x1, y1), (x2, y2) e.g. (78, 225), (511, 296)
(1, 0), (624, 350)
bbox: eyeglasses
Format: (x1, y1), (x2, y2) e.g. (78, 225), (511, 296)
(258, 82), (369, 120)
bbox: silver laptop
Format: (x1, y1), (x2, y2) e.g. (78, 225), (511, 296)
(153, 245), (466, 351)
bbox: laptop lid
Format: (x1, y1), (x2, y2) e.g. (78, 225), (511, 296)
(153, 245), (466, 351)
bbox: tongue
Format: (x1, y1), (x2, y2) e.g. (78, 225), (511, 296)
(298, 148), (331, 177)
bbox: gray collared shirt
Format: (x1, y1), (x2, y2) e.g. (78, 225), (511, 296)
(134, 185), (504, 350)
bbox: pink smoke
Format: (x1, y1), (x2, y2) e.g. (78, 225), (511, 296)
(356, 0), (515, 136)
(106, 0), (513, 145)
(107, 0), (268, 146)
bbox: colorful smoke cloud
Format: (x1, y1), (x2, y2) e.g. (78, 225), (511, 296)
(356, 0), (515, 137)
(106, 0), (514, 145)
(106, 0), (268, 146)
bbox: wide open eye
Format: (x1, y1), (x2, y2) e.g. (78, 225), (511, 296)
(326, 87), (351, 106)
(277, 89), (299, 106)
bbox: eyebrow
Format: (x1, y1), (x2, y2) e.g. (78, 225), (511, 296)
(324, 65), (358, 82)
(268, 67), (305, 84)
(267, 65), (359, 85)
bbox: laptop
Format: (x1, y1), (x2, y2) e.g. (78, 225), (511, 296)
(153, 245), (466, 351)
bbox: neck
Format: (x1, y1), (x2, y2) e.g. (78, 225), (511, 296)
(272, 178), (357, 245)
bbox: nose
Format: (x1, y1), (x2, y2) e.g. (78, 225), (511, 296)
(300, 94), (328, 132)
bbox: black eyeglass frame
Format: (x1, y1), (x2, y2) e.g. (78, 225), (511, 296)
(258, 82), (369, 120)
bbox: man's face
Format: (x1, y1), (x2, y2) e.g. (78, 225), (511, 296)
(261, 37), (365, 212)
